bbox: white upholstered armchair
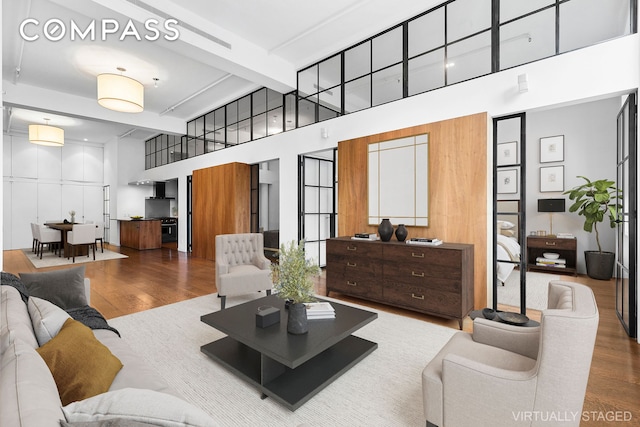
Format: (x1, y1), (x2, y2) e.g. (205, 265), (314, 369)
(215, 233), (272, 309)
(422, 281), (599, 427)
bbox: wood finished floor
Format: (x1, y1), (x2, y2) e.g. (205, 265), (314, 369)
(3, 245), (639, 425)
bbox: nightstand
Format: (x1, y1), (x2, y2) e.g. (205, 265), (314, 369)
(526, 236), (577, 276)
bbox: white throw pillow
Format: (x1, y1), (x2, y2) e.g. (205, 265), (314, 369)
(498, 220), (515, 229)
(62, 388), (217, 427)
(28, 296), (71, 346)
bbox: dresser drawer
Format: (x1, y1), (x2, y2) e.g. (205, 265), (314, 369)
(327, 273), (383, 299)
(326, 252), (381, 277)
(326, 239), (383, 258)
(383, 282), (460, 317)
(383, 263), (461, 291)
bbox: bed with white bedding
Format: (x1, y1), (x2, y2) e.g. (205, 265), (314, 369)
(497, 233), (521, 284)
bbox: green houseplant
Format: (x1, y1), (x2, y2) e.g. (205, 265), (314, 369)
(564, 176), (622, 280)
(270, 240), (320, 334)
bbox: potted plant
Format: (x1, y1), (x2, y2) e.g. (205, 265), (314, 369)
(564, 176), (621, 280)
(270, 240), (320, 334)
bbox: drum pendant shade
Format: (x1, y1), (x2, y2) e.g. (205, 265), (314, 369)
(29, 124), (64, 146)
(97, 73), (144, 113)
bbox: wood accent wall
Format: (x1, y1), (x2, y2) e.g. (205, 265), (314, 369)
(192, 162), (251, 261)
(337, 113), (488, 309)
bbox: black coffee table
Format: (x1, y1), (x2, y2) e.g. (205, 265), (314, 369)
(200, 294), (378, 410)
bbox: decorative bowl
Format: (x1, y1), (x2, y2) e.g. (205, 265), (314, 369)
(130, 216), (143, 220)
(543, 252), (560, 259)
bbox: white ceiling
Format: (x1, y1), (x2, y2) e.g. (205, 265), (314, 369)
(2, 0), (438, 144)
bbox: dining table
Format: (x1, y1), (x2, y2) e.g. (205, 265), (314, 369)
(44, 222), (81, 258)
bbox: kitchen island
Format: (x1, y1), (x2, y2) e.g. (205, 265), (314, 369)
(118, 219), (161, 250)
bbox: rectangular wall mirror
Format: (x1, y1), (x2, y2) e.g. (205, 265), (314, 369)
(368, 133), (429, 226)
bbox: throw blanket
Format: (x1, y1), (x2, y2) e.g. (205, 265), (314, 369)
(1, 272), (119, 336)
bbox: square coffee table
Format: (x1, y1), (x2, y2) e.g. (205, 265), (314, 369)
(200, 294), (377, 410)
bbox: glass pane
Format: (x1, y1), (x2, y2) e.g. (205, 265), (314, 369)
(298, 98), (316, 127)
(226, 101), (238, 124)
(305, 216), (320, 241)
(285, 93), (296, 131)
(319, 161), (332, 187)
(305, 187), (319, 212)
(267, 106), (283, 135)
(447, 31), (491, 84)
(304, 240), (320, 264)
(187, 138), (196, 158)
(409, 49), (445, 95)
(319, 55), (341, 90)
(187, 120), (196, 138)
(373, 64), (403, 106)
(214, 107), (225, 130)
(373, 27), (403, 71)
(204, 112), (215, 135)
(319, 105), (339, 122)
(500, 0), (554, 23)
(319, 240), (327, 266)
(345, 41), (370, 81)
(320, 188), (333, 212)
(237, 119), (251, 143)
(238, 95), (251, 121)
(195, 137), (205, 156)
(305, 158), (319, 186)
(560, 0), (631, 53)
(298, 65), (318, 98)
(319, 215), (331, 240)
(194, 116), (204, 137)
(345, 75), (371, 113)
(500, 8), (555, 70)
(320, 86), (341, 114)
(226, 125), (238, 146)
(447, 0), (491, 41)
(253, 113), (267, 139)
(408, 8), (445, 57)
(267, 89), (282, 110)
(253, 88), (267, 115)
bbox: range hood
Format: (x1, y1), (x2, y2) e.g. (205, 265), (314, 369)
(147, 181), (174, 199)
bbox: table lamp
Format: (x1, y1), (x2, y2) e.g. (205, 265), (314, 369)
(538, 198), (566, 237)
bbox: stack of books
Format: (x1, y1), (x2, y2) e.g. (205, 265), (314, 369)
(536, 256), (567, 268)
(351, 233), (378, 241)
(556, 232), (575, 239)
(305, 302), (336, 319)
(406, 237), (443, 246)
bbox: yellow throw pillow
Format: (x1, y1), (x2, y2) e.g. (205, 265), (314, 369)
(36, 318), (123, 405)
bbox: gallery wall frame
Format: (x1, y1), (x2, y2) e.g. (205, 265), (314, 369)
(497, 168), (518, 194)
(497, 141), (518, 166)
(540, 165), (564, 192)
(540, 135), (564, 163)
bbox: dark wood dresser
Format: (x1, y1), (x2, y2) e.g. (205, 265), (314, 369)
(326, 237), (474, 329)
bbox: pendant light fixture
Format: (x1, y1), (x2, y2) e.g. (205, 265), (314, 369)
(97, 67), (144, 113)
(29, 118), (64, 147)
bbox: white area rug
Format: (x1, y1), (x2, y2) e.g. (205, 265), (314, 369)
(109, 293), (458, 426)
(22, 248), (128, 268)
(498, 271), (560, 310)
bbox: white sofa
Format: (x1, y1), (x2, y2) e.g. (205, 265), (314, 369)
(0, 271), (216, 427)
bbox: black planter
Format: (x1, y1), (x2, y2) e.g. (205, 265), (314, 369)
(287, 302), (308, 334)
(585, 250), (615, 280)
(378, 219), (394, 242)
(395, 224), (408, 242)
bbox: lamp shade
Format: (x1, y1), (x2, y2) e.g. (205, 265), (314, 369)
(28, 124), (64, 147)
(97, 73), (144, 113)
(538, 198), (566, 212)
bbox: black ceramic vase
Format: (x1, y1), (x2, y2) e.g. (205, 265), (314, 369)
(395, 224), (408, 242)
(287, 302), (308, 334)
(378, 218), (394, 242)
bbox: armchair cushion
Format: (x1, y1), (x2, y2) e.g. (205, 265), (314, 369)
(472, 318), (540, 359)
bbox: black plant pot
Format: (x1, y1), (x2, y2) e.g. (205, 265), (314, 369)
(287, 302), (308, 334)
(585, 250), (615, 280)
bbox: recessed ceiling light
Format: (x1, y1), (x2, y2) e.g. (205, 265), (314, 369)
(83, 138), (88, 141)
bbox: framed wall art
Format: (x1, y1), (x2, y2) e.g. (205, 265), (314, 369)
(497, 141), (518, 166)
(540, 165), (564, 192)
(540, 135), (564, 163)
(497, 169), (518, 194)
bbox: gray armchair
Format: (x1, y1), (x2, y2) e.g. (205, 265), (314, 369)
(215, 233), (273, 309)
(422, 281), (599, 427)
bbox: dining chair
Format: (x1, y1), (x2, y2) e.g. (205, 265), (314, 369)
(66, 224), (96, 263)
(30, 223), (39, 253)
(95, 222), (104, 252)
(35, 224), (62, 259)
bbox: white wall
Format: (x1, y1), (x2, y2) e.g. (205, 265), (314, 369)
(526, 97), (620, 274)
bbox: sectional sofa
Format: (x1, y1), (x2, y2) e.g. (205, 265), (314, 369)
(0, 267), (216, 427)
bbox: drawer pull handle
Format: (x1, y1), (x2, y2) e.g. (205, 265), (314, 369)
(412, 293), (425, 300)
(346, 281), (357, 287)
(412, 271), (425, 277)
(347, 246), (357, 251)
(545, 242), (556, 246)
(412, 252), (425, 258)
(347, 262), (357, 267)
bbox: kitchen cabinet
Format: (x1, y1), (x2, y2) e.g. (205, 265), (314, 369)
(119, 219), (161, 250)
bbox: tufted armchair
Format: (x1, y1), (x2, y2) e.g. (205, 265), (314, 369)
(422, 281), (599, 427)
(215, 233), (273, 309)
